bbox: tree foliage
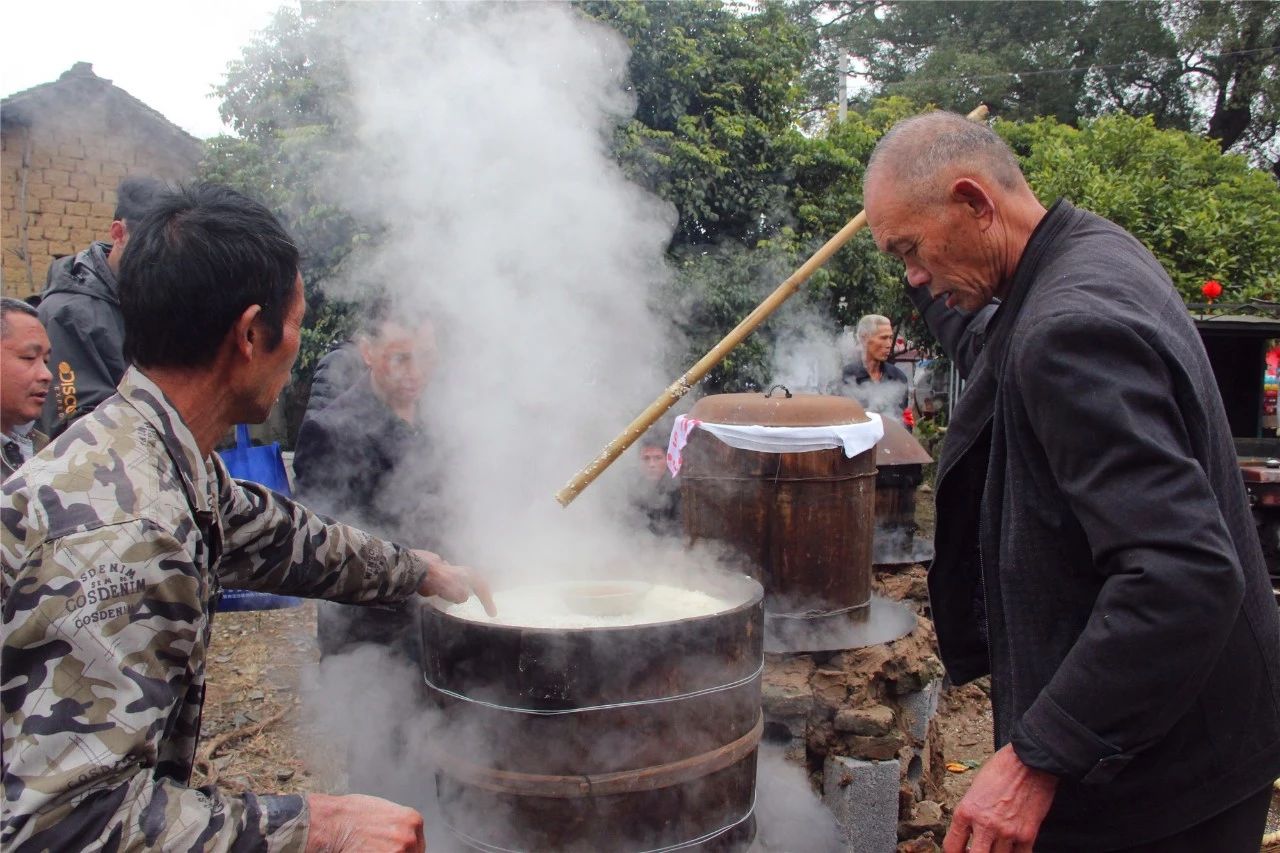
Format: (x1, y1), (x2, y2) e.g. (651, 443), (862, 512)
(204, 1), (1279, 399)
(805, 0), (1279, 174)
(1000, 113), (1280, 302)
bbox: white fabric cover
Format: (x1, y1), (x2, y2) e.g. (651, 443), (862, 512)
(666, 412), (884, 476)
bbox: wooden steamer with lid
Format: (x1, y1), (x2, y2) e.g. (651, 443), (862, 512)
(679, 390), (878, 651)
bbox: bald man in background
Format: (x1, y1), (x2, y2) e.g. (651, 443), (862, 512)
(864, 111), (1280, 852)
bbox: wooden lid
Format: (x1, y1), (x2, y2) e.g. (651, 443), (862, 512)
(688, 390), (870, 427)
(875, 416), (933, 466)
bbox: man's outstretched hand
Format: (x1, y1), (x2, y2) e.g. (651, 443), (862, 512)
(305, 793), (424, 853)
(944, 744), (1058, 853)
(413, 549), (497, 617)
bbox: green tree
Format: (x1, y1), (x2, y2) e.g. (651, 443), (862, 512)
(803, 1), (1279, 173)
(1000, 112), (1280, 302)
(200, 6), (366, 433)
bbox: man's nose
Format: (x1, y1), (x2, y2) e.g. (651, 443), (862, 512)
(905, 262), (930, 288)
(36, 361), (53, 386)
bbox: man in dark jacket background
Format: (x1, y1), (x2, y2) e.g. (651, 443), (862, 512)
(37, 176), (166, 436)
(841, 312), (910, 420)
(864, 111), (1280, 852)
(292, 301), (441, 661)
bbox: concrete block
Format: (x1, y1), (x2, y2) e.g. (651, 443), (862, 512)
(823, 754), (900, 852)
(899, 678), (942, 743)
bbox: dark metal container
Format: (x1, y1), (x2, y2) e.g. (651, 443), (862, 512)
(872, 417), (935, 566)
(419, 571), (764, 852)
(679, 392), (877, 623)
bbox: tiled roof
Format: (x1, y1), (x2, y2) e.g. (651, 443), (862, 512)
(2, 62), (204, 157)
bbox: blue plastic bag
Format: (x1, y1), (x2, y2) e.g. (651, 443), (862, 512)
(216, 425), (302, 612)
(219, 425), (292, 496)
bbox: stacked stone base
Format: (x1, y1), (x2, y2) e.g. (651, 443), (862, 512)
(762, 566), (951, 852)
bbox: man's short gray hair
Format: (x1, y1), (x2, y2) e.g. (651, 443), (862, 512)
(856, 314), (891, 342)
(867, 110), (1025, 200)
(1, 297), (39, 336)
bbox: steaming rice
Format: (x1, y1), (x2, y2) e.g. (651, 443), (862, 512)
(446, 582), (735, 628)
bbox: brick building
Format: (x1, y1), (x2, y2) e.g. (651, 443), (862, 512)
(1, 62), (203, 298)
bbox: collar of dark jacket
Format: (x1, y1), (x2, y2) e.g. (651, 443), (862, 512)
(933, 198), (1079, 484)
(980, 198), (1079, 367)
(117, 367), (214, 515)
(42, 241), (120, 304)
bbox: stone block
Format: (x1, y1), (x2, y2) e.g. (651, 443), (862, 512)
(823, 754), (900, 853)
(27, 182), (52, 200)
(70, 173), (97, 192)
(899, 800), (945, 839)
(54, 186), (78, 202)
(812, 668), (850, 710)
(43, 169), (70, 187)
(63, 215), (87, 230)
(66, 201), (92, 217)
(899, 678), (942, 743)
(842, 733), (905, 761)
(763, 676), (814, 718)
(835, 704), (895, 736)
(90, 202), (115, 218)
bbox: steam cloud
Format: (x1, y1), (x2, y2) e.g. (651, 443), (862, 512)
(286, 3), (841, 849)
(326, 1), (678, 581)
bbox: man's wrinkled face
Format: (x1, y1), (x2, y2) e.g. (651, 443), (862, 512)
(863, 323), (894, 364)
(363, 321), (437, 411)
(1, 312), (52, 430)
(865, 175), (1000, 313)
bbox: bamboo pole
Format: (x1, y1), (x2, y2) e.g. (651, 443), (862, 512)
(555, 104), (990, 507)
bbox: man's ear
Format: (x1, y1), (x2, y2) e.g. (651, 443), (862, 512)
(950, 178), (996, 227)
(358, 337), (376, 369)
(232, 304), (264, 361)
(109, 220), (126, 246)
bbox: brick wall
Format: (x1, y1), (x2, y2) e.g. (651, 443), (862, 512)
(2, 104), (200, 298)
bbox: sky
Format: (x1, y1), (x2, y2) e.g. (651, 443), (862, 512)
(1, 0), (291, 139)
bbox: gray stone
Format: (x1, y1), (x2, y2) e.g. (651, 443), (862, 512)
(900, 799), (946, 839)
(898, 678), (942, 743)
(762, 678), (814, 718)
(822, 754), (900, 853)
(834, 704), (895, 736)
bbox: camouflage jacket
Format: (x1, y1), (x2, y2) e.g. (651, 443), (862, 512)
(2, 368), (428, 852)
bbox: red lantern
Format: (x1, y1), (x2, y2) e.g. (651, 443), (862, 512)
(1202, 279), (1223, 301)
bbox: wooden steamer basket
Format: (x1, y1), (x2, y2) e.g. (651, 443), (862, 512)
(679, 390), (878, 650)
(419, 570), (764, 852)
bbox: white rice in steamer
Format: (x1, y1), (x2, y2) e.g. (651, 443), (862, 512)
(446, 582), (734, 628)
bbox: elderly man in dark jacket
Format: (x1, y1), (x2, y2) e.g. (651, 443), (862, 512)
(864, 111), (1280, 852)
(292, 305), (440, 661)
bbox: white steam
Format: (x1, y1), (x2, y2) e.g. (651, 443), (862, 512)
(328, 2), (678, 580)
(288, 5), (850, 851)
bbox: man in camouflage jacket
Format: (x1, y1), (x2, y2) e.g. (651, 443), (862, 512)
(2, 185), (491, 852)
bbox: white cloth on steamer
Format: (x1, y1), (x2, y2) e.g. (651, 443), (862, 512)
(666, 412), (884, 476)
